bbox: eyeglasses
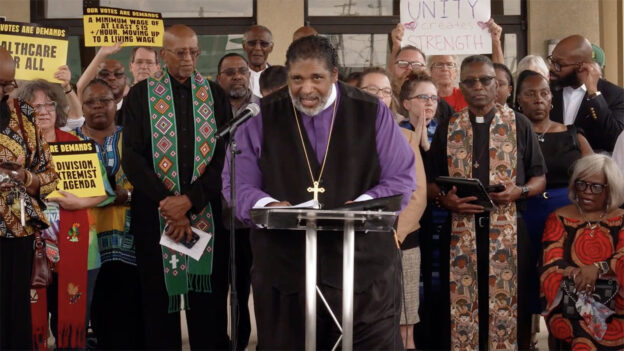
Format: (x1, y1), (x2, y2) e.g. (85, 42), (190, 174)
(97, 70), (126, 79)
(460, 76), (495, 87)
(431, 62), (456, 70)
(574, 180), (608, 194)
(33, 101), (57, 113)
(0, 79), (18, 93)
(546, 55), (581, 73)
(407, 94), (439, 102)
(219, 67), (250, 77)
(245, 40), (272, 48)
(164, 48), (201, 59)
(133, 59), (157, 66)
(83, 97), (115, 108)
(395, 60), (426, 70)
(362, 86), (392, 98)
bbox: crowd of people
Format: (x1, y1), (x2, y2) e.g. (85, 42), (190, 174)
(0, 17), (623, 351)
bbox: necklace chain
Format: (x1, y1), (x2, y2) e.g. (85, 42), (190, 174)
(291, 99), (338, 206)
(576, 203), (607, 236)
(536, 120), (552, 143)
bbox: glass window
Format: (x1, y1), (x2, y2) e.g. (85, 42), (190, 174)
(67, 36), (83, 84)
(324, 34), (389, 74)
(308, 0), (393, 16)
(45, 0), (254, 18)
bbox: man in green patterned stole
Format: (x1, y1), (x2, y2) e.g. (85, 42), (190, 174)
(122, 24), (232, 350)
(427, 55), (547, 351)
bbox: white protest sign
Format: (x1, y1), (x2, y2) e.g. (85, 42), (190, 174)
(400, 0), (492, 55)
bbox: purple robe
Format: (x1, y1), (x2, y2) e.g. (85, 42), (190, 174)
(222, 84), (417, 224)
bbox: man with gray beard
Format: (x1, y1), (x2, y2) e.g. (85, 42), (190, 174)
(217, 53), (259, 117)
(222, 35), (416, 349)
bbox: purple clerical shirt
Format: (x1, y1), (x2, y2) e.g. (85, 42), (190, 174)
(222, 84), (416, 225)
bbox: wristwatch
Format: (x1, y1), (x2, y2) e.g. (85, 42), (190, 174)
(520, 185), (530, 199)
(594, 261), (610, 275)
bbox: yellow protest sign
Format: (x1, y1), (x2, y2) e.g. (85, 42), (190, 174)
(83, 6), (164, 47)
(0, 21), (68, 83)
(47, 141), (107, 199)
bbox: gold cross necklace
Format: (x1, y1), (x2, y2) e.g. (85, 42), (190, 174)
(291, 99), (338, 208)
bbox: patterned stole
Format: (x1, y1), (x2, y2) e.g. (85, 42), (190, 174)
(147, 69), (217, 312)
(447, 105), (519, 350)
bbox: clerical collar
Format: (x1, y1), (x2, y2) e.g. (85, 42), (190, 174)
(322, 83), (337, 110)
(469, 107), (496, 125)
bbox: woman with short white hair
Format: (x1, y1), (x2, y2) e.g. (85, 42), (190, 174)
(516, 55), (550, 79)
(540, 154), (624, 350)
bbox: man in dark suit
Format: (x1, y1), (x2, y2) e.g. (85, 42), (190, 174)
(548, 34), (624, 152)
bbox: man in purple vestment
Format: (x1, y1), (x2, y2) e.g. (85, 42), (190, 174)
(222, 36), (416, 349)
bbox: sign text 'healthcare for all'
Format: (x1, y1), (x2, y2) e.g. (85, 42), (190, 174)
(400, 0), (492, 55)
(83, 6), (164, 47)
(47, 141), (107, 199)
(0, 21), (68, 82)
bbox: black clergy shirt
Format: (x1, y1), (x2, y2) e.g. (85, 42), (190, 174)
(427, 107), (546, 211)
(121, 75), (230, 234)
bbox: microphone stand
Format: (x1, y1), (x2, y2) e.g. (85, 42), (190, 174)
(227, 127), (240, 351)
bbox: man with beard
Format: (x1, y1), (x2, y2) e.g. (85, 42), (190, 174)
(242, 25), (273, 98)
(427, 55), (546, 350)
(217, 53), (259, 116)
(215, 52), (256, 349)
(222, 35), (416, 349)
(549, 34), (624, 152)
(122, 24), (231, 350)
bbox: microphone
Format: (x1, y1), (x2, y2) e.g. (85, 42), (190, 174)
(216, 103), (260, 139)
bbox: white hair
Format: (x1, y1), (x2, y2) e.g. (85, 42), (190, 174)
(515, 55), (549, 79)
(568, 154), (624, 211)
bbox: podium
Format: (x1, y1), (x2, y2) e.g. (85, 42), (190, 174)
(250, 207), (398, 351)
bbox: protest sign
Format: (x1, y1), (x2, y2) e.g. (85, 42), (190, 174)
(0, 21), (68, 82)
(83, 6), (164, 47)
(47, 141), (107, 199)
(400, 0), (492, 55)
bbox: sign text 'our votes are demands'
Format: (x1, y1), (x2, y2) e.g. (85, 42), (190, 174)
(83, 6), (164, 47)
(0, 21), (68, 82)
(400, 0), (492, 55)
(47, 141), (107, 199)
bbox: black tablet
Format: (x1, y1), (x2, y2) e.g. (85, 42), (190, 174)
(435, 176), (497, 211)
(331, 194), (403, 212)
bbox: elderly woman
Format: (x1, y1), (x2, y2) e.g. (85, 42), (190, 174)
(16, 79), (112, 349)
(540, 154), (624, 350)
(73, 79), (141, 349)
(359, 67), (427, 349)
(0, 47), (58, 350)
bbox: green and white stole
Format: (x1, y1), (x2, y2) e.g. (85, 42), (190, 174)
(446, 104), (519, 351)
(148, 69), (217, 312)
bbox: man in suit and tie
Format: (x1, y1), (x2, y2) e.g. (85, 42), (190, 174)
(548, 34), (624, 152)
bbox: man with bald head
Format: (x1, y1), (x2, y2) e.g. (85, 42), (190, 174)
(549, 34), (624, 152)
(242, 25), (273, 97)
(96, 59), (127, 108)
(292, 25), (318, 41)
(122, 24), (231, 349)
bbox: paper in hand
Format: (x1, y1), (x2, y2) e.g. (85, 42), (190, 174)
(159, 226), (212, 261)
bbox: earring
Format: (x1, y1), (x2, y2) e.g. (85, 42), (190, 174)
(551, 104), (554, 110)
(517, 105), (522, 112)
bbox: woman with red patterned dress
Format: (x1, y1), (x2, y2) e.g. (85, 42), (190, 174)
(540, 154), (624, 350)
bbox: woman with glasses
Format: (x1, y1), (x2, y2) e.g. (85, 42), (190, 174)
(493, 63), (514, 107)
(428, 55), (467, 112)
(540, 154), (624, 350)
(74, 79), (142, 349)
(515, 69), (593, 349)
(16, 79), (112, 349)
